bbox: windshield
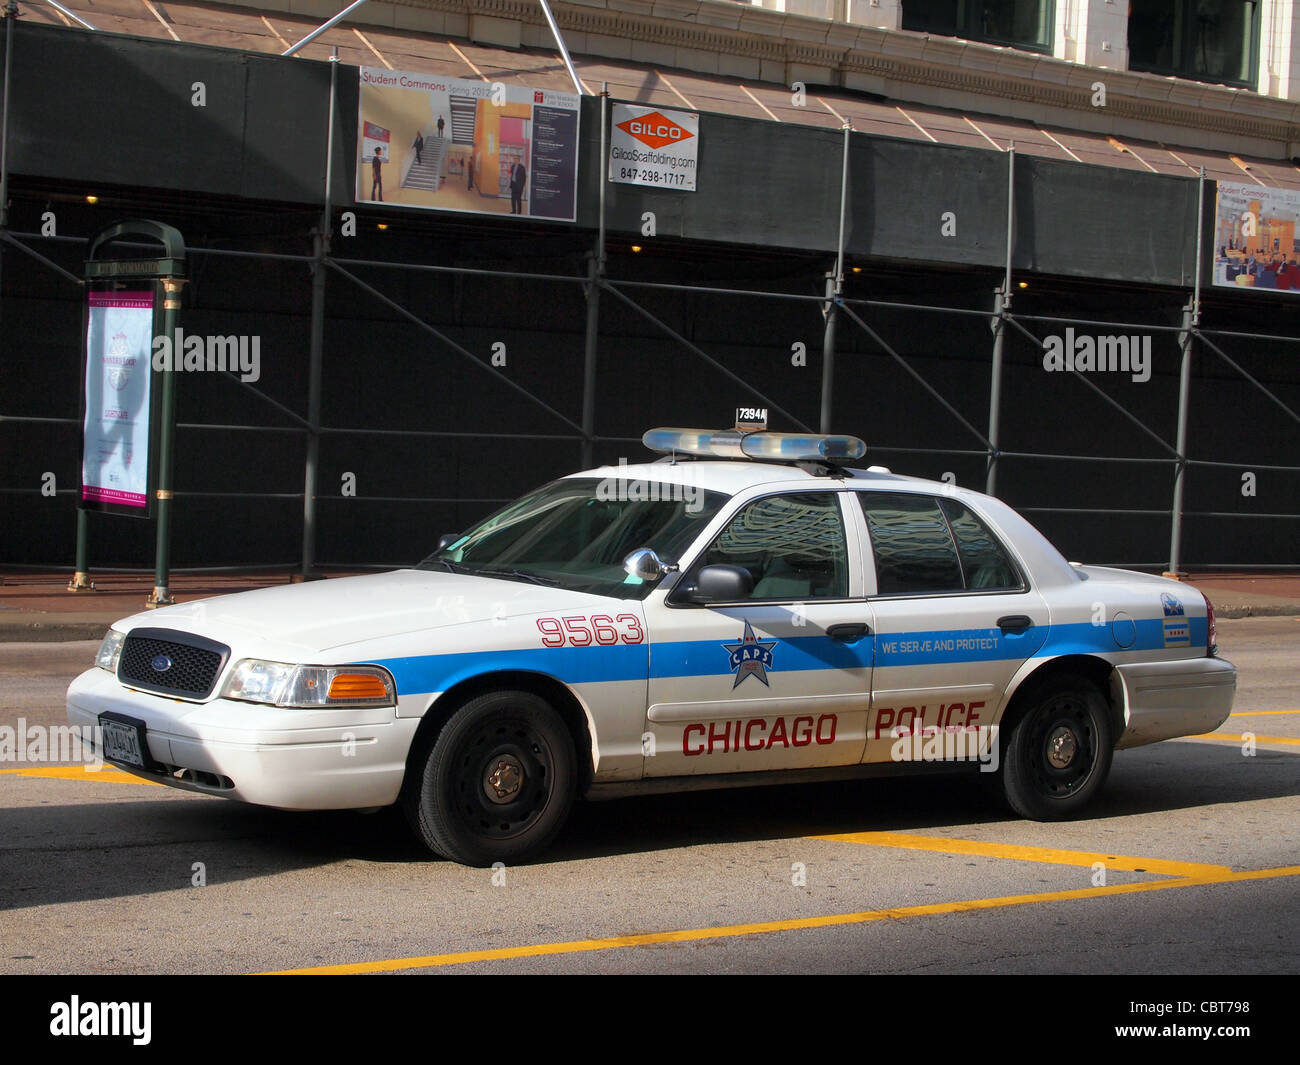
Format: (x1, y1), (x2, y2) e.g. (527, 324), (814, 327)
(416, 476), (729, 598)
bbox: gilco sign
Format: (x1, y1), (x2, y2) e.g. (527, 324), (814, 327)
(608, 104), (699, 191)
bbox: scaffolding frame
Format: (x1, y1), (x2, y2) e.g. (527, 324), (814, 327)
(1, 21), (1297, 578)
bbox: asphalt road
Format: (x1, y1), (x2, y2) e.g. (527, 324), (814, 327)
(1, 617), (1296, 975)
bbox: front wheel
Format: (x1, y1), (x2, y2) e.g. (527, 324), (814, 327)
(404, 690), (577, 866)
(1000, 675), (1113, 821)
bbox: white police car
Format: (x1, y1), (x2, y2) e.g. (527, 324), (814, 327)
(67, 424), (1237, 865)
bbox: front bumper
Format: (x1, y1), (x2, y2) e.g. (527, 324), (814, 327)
(66, 667), (420, 809)
(1113, 655), (1237, 750)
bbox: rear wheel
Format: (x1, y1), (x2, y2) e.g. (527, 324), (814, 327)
(404, 690), (577, 866)
(1000, 674), (1113, 820)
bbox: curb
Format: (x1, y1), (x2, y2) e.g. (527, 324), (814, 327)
(1212, 605), (1300, 619)
(0, 623), (110, 643)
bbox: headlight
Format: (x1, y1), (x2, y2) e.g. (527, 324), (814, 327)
(95, 630), (125, 673)
(220, 660), (396, 708)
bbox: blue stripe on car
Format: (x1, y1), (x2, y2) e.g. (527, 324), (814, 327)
(370, 618), (1206, 695)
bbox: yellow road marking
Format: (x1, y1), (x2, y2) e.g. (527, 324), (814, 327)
(1229, 710), (1300, 716)
(0, 765), (160, 785)
(1189, 732), (1300, 747)
(261, 864), (1300, 975)
(810, 831), (1232, 878)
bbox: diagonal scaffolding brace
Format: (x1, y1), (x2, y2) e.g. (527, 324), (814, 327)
(599, 279), (814, 433)
(836, 300), (993, 449)
(0, 231), (83, 285)
(1001, 313), (1179, 457)
(326, 257), (586, 434)
(1193, 329), (1300, 428)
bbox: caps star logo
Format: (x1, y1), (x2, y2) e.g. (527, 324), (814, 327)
(723, 620), (776, 689)
(617, 111), (694, 150)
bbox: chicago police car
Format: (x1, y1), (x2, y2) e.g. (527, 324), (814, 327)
(67, 422), (1237, 866)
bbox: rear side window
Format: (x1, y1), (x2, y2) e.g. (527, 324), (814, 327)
(857, 493), (962, 594)
(939, 498), (1023, 591)
(856, 492), (1022, 595)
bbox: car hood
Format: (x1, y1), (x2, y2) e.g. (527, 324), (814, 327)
(112, 569), (613, 655)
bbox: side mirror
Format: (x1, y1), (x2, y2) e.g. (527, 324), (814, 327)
(436, 533), (461, 553)
(688, 564), (754, 604)
(623, 548), (675, 582)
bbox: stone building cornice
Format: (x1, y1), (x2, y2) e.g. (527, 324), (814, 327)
(244, 0), (1300, 153)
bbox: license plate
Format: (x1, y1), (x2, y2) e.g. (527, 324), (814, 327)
(100, 716), (146, 768)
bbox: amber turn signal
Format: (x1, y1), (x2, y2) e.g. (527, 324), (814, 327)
(328, 673), (392, 700)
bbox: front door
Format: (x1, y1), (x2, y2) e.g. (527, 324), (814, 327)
(641, 490), (874, 776)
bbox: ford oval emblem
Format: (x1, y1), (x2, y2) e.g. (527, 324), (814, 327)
(151, 654), (173, 673)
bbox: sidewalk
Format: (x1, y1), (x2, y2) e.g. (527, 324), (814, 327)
(1, 567), (1296, 642)
(0, 571), (347, 642)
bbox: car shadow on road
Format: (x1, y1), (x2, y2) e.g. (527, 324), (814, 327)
(0, 798), (428, 911)
(0, 740), (1292, 906)
(549, 739), (1300, 862)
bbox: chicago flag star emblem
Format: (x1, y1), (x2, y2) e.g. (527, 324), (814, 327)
(723, 620), (777, 689)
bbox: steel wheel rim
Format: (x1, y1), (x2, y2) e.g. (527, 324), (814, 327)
(450, 715), (554, 840)
(1024, 695), (1097, 799)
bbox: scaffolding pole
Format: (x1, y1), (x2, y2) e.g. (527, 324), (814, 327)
(821, 122), (851, 433)
(985, 288), (1007, 496)
(581, 84), (607, 467)
(283, 0), (368, 57)
(300, 50), (337, 579)
(1167, 169), (1205, 578)
(538, 0), (586, 96)
(0, 0), (16, 335)
(1167, 298), (1197, 577)
(38, 0), (94, 29)
(986, 144), (1015, 496)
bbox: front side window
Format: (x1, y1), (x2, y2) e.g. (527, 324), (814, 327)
(901, 0), (1055, 52)
(1128, 0), (1260, 88)
(691, 492), (849, 600)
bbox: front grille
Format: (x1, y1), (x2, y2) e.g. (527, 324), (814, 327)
(118, 628), (230, 700)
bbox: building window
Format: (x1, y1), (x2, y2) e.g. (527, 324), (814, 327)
(901, 0), (1055, 53)
(1128, 0), (1260, 88)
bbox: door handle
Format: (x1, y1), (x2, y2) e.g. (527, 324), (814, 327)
(827, 623), (871, 641)
(997, 615), (1033, 634)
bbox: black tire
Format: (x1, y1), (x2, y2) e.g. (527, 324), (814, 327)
(404, 690), (576, 866)
(1000, 674), (1113, 821)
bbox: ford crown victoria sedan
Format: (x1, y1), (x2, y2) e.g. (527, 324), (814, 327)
(67, 427), (1237, 865)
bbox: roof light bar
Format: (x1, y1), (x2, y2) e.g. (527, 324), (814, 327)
(642, 427), (866, 463)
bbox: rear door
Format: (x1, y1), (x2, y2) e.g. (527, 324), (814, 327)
(851, 490), (1050, 763)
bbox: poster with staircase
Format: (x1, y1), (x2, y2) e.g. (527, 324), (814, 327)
(357, 68), (580, 221)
